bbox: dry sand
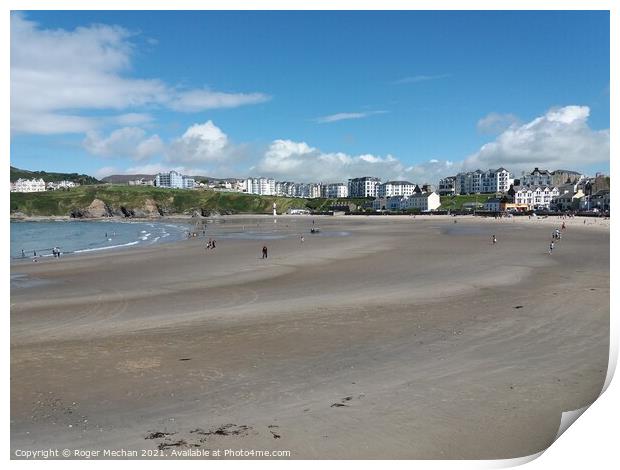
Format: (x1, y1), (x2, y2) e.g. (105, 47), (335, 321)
(10, 215), (609, 459)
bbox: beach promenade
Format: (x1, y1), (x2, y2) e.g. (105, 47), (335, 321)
(10, 215), (609, 459)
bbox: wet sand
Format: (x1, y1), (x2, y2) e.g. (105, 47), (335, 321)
(10, 215), (609, 459)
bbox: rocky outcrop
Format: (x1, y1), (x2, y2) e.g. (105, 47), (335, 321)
(143, 198), (163, 217)
(200, 208), (234, 217)
(79, 198), (112, 218)
(71, 198), (163, 218)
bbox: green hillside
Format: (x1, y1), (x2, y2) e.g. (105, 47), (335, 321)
(10, 166), (100, 185)
(10, 184), (369, 217)
(439, 194), (496, 210)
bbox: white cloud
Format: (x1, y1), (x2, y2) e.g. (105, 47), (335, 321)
(253, 139), (416, 182)
(463, 105), (609, 172)
(93, 166), (120, 179)
(124, 163), (208, 176)
(476, 112), (520, 134)
(167, 120), (231, 164)
(11, 14), (270, 134)
(83, 127), (164, 161)
(314, 110), (387, 124)
(169, 89), (270, 112)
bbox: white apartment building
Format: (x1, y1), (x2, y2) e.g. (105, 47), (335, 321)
(245, 177), (275, 196)
(514, 186), (560, 210)
(455, 168), (512, 194)
(348, 177), (381, 198)
(308, 183), (322, 198)
(377, 180), (416, 198)
(11, 178), (46, 192)
(154, 170), (195, 189)
(321, 183), (348, 199)
(438, 176), (456, 196)
(275, 181), (295, 197)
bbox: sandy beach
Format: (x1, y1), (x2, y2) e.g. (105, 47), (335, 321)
(10, 215), (609, 459)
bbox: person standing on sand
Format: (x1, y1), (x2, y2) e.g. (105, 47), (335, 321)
(491, 235), (497, 245)
(262, 246), (268, 259)
(549, 240), (555, 254)
(300, 234), (304, 244)
(562, 221), (566, 230)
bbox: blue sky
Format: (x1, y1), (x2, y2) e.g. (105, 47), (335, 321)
(10, 10), (610, 182)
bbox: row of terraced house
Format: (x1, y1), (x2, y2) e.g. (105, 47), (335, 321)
(439, 167), (609, 212)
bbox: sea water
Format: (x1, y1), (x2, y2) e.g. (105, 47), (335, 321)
(10, 220), (188, 259)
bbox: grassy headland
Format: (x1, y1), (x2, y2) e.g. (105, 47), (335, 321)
(10, 184), (371, 217)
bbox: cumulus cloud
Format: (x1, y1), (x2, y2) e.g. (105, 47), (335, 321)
(463, 105), (609, 172)
(83, 127), (164, 161)
(476, 112), (520, 134)
(314, 110), (387, 124)
(166, 120), (232, 164)
(11, 14), (270, 134)
(252, 139), (418, 182)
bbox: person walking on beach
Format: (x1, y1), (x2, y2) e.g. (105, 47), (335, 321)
(21, 249), (25, 258)
(491, 234), (497, 245)
(549, 240), (555, 255)
(300, 234), (304, 244)
(262, 245), (268, 259)
(561, 221), (566, 230)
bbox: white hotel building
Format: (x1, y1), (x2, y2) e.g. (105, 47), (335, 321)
(377, 180), (417, 198)
(455, 168), (513, 194)
(154, 170), (195, 189)
(246, 177), (276, 196)
(348, 176), (381, 198)
(321, 183), (349, 198)
(514, 186), (560, 210)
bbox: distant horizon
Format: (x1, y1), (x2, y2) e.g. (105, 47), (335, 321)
(11, 162), (607, 187)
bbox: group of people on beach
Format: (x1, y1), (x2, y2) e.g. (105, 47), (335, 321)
(549, 222), (567, 254)
(205, 238), (217, 250)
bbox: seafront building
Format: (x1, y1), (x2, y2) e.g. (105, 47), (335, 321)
(580, 189), (610, 212)
(154, 170), (195, 189)
(10, 178), (46, 193)
(438, 177), (456, 196)
(245, 177), (276, 196)
(551, 186), (585, 212)
(513, 186), (560, 210)
(321, 183), (349, 198)
(373, 186), (441, 212)
(455, 168), (513, 195)
(348, 177), (381, 198)
(521, 168), (584, 188)
(377, 180), (417, 198)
